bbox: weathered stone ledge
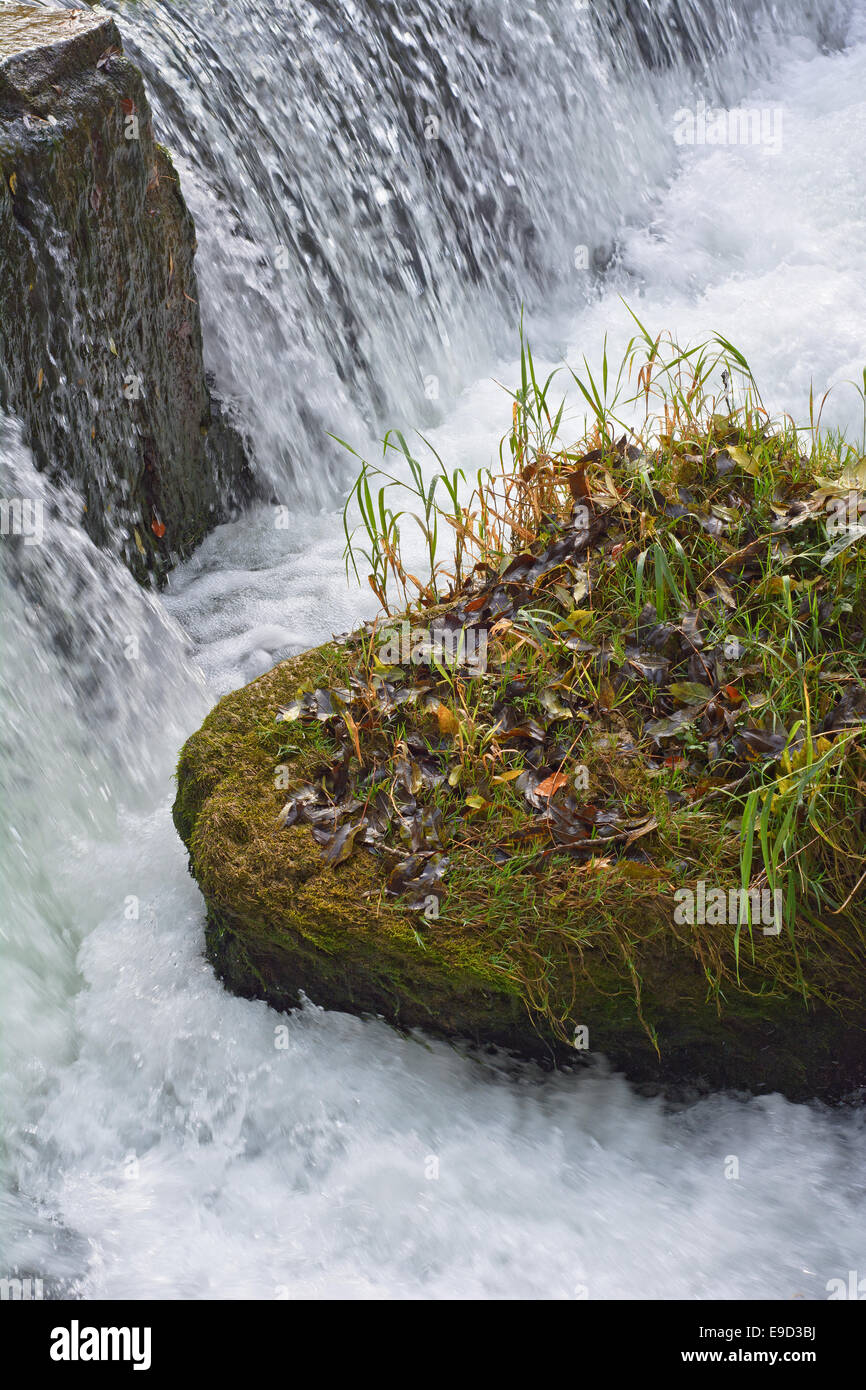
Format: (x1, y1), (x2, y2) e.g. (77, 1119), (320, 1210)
(0, 4), (252, 579)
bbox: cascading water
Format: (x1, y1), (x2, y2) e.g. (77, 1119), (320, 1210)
(2, 0), (866, 1298)
(104, 0), (856, 494)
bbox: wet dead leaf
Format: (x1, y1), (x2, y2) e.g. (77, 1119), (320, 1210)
(437, 703), (460, 736)
(276, 700), (304, 723)
(668, 681), (713, 705)
(598, 676), (615, 710)
(314, 820), (368, 865)
(534, 771), (569, 799)
(645, 709), (698, 741)
(724, 444), (759, 476)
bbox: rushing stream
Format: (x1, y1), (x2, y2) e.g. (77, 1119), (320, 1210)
(2, 0), (866, 1298)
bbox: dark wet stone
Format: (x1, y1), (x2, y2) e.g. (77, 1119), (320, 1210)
(0, 6), (252, 581)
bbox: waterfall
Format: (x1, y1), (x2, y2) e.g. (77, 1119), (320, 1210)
(96, 0), (854, 498)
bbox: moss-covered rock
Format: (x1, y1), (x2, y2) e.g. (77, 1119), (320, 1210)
(174, 640), (866, 1101)
(0, 5), (252, 580)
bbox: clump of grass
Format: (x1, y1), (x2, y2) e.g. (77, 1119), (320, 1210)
(324, 312), (866, 1037)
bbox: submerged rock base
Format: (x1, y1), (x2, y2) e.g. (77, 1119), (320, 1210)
(0, 6), (251, 579)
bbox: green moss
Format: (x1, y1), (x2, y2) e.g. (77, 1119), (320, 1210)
(174, 637), (866, 1098)
(175, 648), (532, 1050)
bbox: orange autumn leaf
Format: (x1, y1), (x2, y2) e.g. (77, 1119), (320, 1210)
(437, 703), (460, 736)
(568, 465), (589, 501)
(534, 771), (568, 798)
(151, 518), (166, 538)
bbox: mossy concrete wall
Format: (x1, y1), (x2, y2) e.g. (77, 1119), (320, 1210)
(0, 5), (251, 579)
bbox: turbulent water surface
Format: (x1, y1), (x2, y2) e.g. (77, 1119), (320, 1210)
(2, 0), (866, 1298)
